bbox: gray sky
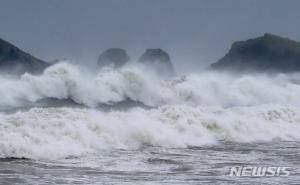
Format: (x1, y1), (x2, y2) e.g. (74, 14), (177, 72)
(1, 0), (300, 72)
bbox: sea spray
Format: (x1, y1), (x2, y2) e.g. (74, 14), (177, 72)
(1, 62), (300, 159)
(1, 62), (300, 110)
(0, 105), (300, 159)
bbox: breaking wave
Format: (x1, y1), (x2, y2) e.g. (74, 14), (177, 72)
(0, 105), (300, 159)
(1, 62), (300, 159)
(1, 62), (300, 110)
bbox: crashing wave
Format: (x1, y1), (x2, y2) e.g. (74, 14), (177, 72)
(1, 62), (300, 111)
(1, 62), (300, 159)
(0, 105), (300, 159)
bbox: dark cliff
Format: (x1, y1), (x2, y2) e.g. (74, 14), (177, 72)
(0, 38), (49, 75)
(211, 33), (300, 73)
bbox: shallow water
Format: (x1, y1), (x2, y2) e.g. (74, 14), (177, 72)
(1, 141), (299, 185)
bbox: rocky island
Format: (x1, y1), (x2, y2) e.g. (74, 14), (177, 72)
(138, 49), (175, 76)
(97, 48), (130, 68)
(0, 38), (49, 75)
(211, 33), (300, 73)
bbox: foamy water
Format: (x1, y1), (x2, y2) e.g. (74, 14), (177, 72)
(0, 62), (300, 159)
(1, 62), (300, 184)
(1, 105), (300, 160)
(1, 62), (300, 110)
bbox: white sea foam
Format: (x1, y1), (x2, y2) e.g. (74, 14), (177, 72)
(0, 105), (300, 159)
(1, 62), (300, 159)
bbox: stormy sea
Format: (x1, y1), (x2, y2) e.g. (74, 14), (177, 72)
(1, 62), (300, 185)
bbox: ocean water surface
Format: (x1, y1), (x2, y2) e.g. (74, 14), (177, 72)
(1, 63), (300, 184)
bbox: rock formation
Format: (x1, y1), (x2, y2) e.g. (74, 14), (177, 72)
(138, 49), (175, 76)
(0, 38), (49, 75)
(211, 33), (300, 73)
(97, 48), (130, 68)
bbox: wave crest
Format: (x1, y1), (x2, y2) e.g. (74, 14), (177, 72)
(0, 105), (300, 159)
(1, 62), (300, 110)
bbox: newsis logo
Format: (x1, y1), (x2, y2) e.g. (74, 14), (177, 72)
(229, 166), (291, 177)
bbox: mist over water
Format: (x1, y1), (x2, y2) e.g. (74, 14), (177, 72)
(0, 61), (300, 160)
(2, 0), (300, 184)
(2, 61), (300, 110)
(1, 61), (300, 184)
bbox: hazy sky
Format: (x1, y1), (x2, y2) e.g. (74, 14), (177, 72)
(1, 0), (300, 71)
